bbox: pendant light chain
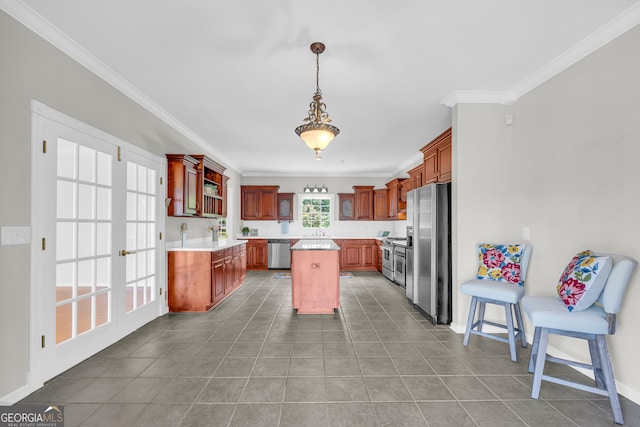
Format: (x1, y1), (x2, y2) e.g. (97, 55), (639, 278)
(315, 50), (321, 94)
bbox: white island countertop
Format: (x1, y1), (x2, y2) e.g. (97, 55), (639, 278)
(238, 235), (384, 241)
(291, 239), (340, 251)
(166, 239), (246, 252)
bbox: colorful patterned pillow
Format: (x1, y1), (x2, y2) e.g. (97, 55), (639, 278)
(557, 250), (612, 312)
(476, 244), (526, 286)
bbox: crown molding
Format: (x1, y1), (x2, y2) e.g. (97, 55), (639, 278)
(442, 2), (640, 107)
(1, 0), (240, 174)
(441, 90), (516, 107)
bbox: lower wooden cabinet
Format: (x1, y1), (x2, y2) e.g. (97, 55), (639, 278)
(339, 239), (378, 271)
(243, 239), (268, 270)
(168, 243), (247, 312)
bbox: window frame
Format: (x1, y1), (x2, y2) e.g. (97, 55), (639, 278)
(299, 193), (333, 229)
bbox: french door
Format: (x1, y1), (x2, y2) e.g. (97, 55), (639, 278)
(30, 101), (166, 387)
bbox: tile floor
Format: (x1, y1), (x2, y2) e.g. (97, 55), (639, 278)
(21, 271), (640, 426)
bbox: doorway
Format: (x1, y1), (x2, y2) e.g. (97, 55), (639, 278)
(30, 101), (166, 388)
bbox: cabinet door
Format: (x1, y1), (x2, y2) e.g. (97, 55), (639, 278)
(233, 251), (242, 288)
(185, 167), (198, 215)
(224, 254), (234, 293)
(254, 241), (268, 269)
(241, 186), (279, 220)
(277, 193), (294, 221)
(212, 257), (225, 304)
(386, 181), (399, 219)
(221, 176), (229, 217)
(247, 240), (268, 270)
(241, 187), (260, 220)
(259, 188), (279, 220)
(240, 246), (247, 280)
(437, 135), (452, 183)
(338, 194), (355, 220)
(354, 186), (374, 221)
(166, 155), (199, 216)
(362, 244), (375, 268)
(375, 241), (382, 272)
(373, 189), (387, 221)
(342, 244), (362, 269)
(422, 145), (438, 185)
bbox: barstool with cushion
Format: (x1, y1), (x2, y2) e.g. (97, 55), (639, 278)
(461, 243), (532, 362)
(522, 251), (636, 425)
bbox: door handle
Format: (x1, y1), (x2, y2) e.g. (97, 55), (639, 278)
(119, 249), (137, 256)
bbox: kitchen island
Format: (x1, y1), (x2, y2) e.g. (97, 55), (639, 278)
(290, 239), (341, 314)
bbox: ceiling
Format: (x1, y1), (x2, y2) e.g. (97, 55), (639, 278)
(9, 0), (640, 177)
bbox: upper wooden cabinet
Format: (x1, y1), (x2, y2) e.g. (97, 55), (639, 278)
(240, 185), (279, 220)
(407, 164), (424, 190)
(166, 154), (228, 218)
(277, 193), (294, 221)
(373, 189), (388, 221)
(420, 127), (452, 184)
(353, 186), (374, 221)
(385, 179), (406, 220)
(338, 193), (355, 220)
(190, 155), (227, 217)
(166, 155), (202, 217)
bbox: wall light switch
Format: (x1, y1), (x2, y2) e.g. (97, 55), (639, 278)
(522, 226), (531, 240)
(1, 226), (31, 246)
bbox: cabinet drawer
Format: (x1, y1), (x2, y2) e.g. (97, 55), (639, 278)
(212, 249), (226, 261)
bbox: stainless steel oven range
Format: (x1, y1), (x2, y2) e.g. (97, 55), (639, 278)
(393, 242), (407, 287)
(381, 240), (394, 281)
(382, 237), (407, 283)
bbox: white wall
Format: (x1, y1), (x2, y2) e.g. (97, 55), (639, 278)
(453, 24), (640, 401)
(0, 11), (241, 401)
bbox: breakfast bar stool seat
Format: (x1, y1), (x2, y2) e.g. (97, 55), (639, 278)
(522, 253), (636, 425)
(461, 244), (532, 362)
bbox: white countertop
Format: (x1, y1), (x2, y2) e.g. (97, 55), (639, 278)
(238, 235), (384, 240)
(166, 239), (246, 252)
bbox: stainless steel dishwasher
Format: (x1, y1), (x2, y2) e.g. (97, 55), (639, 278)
(268, 239), (291, 269)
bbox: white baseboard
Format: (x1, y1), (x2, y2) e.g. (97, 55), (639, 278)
(449, 323), (640, 406)
(0, 381), (34, 406)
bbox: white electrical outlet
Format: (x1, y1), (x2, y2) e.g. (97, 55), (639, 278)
(505, 114), (514, 126)
(522, 226), (531, 240)
(1, 226), (31, 245)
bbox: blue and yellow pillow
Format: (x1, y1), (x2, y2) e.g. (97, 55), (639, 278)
(557, 250), (612, 312)
(476, 244), (525, 286)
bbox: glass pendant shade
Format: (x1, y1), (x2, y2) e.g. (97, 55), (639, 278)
(296, 124), (339, 151)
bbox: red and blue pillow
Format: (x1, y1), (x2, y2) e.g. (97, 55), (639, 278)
(557, 250), (612, 312)
(476, 244), (525, 286)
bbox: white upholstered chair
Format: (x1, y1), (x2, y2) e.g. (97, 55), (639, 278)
(461, 244), (532, 362)
(522, 253), (636, 425)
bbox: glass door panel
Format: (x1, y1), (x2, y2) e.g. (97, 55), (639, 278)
(55, 138), (112, 344)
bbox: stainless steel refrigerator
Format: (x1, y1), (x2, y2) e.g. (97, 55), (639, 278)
(405, 183), (451, 325)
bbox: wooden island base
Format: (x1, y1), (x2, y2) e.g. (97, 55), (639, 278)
(291, 240), (341, 314)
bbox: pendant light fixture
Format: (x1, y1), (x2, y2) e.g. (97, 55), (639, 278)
(295, 42), (339, 160)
